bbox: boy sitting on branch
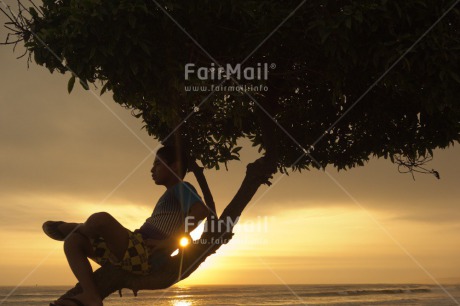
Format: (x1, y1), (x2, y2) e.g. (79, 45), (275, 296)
(43, 146), (210, 306)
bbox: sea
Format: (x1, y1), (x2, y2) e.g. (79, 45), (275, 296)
(1, 284), (460, 306)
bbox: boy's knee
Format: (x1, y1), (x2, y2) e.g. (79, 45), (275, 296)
(86, 212), (113, 230)
(63, 233), (85, 252)
(64, 232), (92, 256)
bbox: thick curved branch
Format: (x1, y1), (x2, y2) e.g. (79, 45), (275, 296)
(219, 155), (277, 226)
(57, 227), (234, 300)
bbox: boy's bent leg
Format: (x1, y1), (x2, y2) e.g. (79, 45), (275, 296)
(59, 222), (81, 237)
(77, 212), (129, 262)
(56, 233), (102, 306)
(52, 213), (129, 306)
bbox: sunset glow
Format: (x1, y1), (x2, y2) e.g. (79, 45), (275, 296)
(1, 6), (459, 290)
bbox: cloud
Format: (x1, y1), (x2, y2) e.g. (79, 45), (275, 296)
(244, 146), (460, 218)
(388, 212), (460, 224)
(0, 48), (161, 204)
(0, 193), (156, 233)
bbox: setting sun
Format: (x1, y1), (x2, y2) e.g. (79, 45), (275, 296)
(179, 237), (190, 248)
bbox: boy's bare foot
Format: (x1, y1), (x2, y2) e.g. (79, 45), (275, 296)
(43, 221), (80, 241)
(53, 292), (102, 306)
(58, 222), (81, 237)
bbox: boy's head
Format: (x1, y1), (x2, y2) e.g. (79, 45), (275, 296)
(151, 145), (188, 185)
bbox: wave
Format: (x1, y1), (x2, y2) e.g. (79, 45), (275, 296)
(0, 285), (436, 304)
(297, 288), (431, 297)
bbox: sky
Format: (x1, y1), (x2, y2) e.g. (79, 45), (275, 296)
(0, 1), (459, 291)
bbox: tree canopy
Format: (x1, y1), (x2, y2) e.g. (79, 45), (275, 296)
(3, 0), (460, 174)
(2, 0), (460, 298)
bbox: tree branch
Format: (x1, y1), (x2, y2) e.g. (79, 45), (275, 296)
(56, 230), (232, 301)
(189, 158), (217, 216)
(218, 100), (279, 229)
(395, 153), (440, 180)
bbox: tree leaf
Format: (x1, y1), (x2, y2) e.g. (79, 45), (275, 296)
(79, 78), (89, 90)
(67, 75), (76, 93)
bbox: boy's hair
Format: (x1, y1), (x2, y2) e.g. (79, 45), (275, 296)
(156, 145), (188, 179)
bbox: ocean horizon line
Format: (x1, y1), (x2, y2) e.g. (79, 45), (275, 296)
(1, 282), (458, 287)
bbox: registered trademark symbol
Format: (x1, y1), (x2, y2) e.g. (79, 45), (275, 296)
(270, 63), (276, 69)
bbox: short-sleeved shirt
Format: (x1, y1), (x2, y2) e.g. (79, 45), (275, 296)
(137, 181), (204, 240)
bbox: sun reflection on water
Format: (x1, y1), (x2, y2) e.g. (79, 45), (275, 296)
(172, 300), (192, 306)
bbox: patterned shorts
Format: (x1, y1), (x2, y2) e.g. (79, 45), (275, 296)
(89, 230), (150, 275)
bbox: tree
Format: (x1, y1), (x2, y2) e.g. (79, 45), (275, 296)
(2, 0), (459, 300)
